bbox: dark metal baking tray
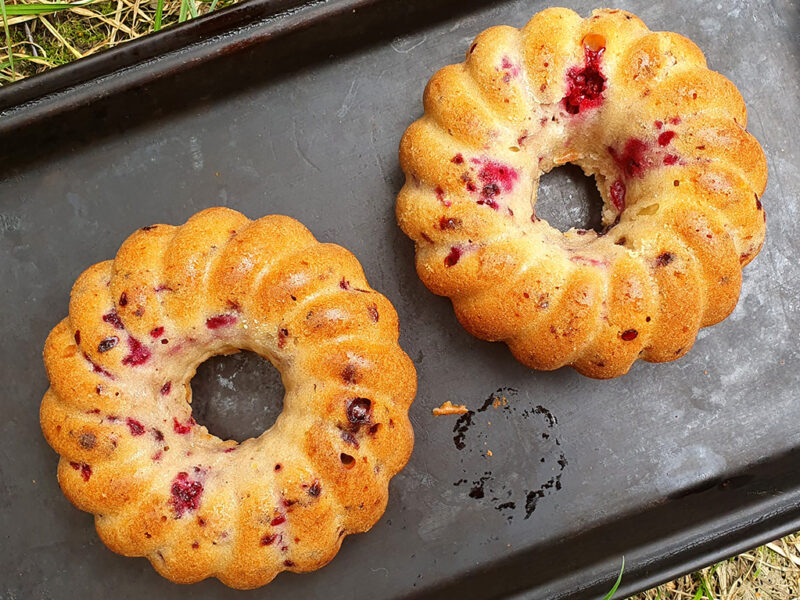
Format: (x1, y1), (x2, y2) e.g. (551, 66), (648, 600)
(1, 0), (798, 598)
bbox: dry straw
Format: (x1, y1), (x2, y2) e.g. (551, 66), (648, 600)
(0, 0), (231, 82)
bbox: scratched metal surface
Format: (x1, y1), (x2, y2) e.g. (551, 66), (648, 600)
(1, 0), (799, 598)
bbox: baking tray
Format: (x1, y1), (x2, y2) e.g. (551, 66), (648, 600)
(1, 0), (798, 598)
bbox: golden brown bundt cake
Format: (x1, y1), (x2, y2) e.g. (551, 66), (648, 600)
(40, 207), (416, 589)
(397, 7), (767, 379)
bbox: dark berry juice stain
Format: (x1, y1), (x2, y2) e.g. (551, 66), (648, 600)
(530, 405), (557, 427)
(468, 473), (492, 499)
(452, 411), (474, 450)
(452, 387), (568, 520)
(452, 386), (517, 449)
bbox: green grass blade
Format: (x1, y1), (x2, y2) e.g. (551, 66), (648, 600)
(2, 1), (91, 15)
(700, 574), (716, 600)
(187, 0), (197, 19)
(178, 0), (188, 22)
(153, 0), (164, 30)
(0, 0), (14, 80)
(602, 557), (625, 600)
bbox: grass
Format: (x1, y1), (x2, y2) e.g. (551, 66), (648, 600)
(0, 0), (237, 82)
(0, 3), (799, 597)
(631, 533), (800, 599)
(605, 557), (625, 600)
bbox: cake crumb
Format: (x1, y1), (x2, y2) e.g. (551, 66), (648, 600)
(487, 450), (493, 457)
(493, 396), (508, 409)
(432, 401), (469, 416)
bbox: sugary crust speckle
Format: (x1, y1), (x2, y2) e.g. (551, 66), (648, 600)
(397, 7), (767, 379)
(41, 207), (416, 588)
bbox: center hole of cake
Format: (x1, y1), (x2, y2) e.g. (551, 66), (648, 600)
(534, 164), (604, 233)
(190, 350), (284, 442)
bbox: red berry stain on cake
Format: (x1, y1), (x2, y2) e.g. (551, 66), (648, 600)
(150, 326), (164, 338)
(154, 284), (173, 293)
(79, 432), (96, 449)
(308, 480), (321, 497)
(270, 515), (286, 526)
(160, 381), (172, 396)
(655, 252), (675, 267)
(102, 310), (124, 330)
(473, 158), (518, 192)
(444, 246), (463, 267)
(620, 329), (639, 341)
(152, 429), (165, 442)
(563, 45), (606, 115)
(261, 534), (279, 546)
(451, 153), (464, 165)
(70, 461), (92, 481)
(663, 154), (679, 165)
(83, 353), (114, 378)
(173, 417), (196, 434)
(609, 139), (651, 178)
(119, 292), (128, 307)
(610, 179), (626, 212)
(439, 217), (461, 230)
(122, 337), (151, 366)
(654, 120), (663, 129)
(341, 364), (359, 384)
(570, 255), (609, 268)
(435, 185), (451, 207)
(74, 331), (81, 345)
(98, 337), (118, 353)
(206, 314), (237, 329)
(658, 130), (676, 146)
(477, 185), (500, 209)
(500, 56), (520, 83)
(170, 472), (203, 517)
(339, 278), (350, 290)
(464, 157), (518, 209)
(278, 328), (289, 349)
(341, 430), (359, 447)
(367, 304), (379, 323)
(347, 398), (372, 425)
(126, 418), (145, 436)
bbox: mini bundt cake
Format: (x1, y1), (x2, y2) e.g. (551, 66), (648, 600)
(397, 7), (767, 378)
(40, 207), (416, 589)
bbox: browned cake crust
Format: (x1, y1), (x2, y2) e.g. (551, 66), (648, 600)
(397, 7), (767, 378)
(40, 207), (416, 589)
